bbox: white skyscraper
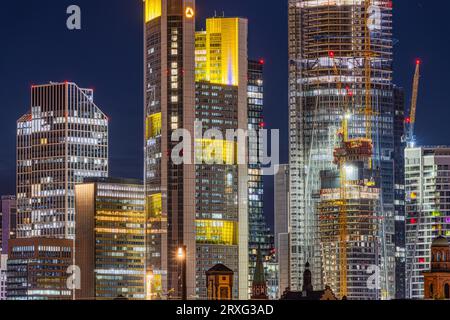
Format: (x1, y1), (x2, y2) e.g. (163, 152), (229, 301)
(16, 82), (108, 239)
(405, 146), (450, 299)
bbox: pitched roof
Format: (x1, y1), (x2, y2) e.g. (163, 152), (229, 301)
(206, 264), (233, 274)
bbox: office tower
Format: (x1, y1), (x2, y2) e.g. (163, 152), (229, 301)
(144, 0), (196, 300)
(194, 17), (249, 300)
(6, 238), (73, 300)
(288, 0), (396, 298)
(247, 59), (273, 294)
(405, 147), (450, 299)
(16, 82), (108, 239)
(274, 164), (290, 295)
(393, 86), (406, 299)
(1, 195), (16, 254)
(74, 178), (145, 300)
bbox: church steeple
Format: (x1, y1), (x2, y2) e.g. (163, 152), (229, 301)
(302, 262), (313, 293)
(251, 248), (268, 300)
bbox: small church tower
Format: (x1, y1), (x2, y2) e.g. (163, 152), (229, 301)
(423, 235), (450, 299)
(251, 249), (268, 300)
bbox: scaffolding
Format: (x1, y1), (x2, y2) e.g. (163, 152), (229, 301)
(288, 0), (395, 296)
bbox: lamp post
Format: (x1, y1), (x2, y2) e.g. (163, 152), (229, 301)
(177, 245), (187, 300)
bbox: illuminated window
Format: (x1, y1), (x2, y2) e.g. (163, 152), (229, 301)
(147, 194), (162, 218)
(195, 139), (237, 165)
(146, 113), (162, 139)
(196, 220), (238, 245)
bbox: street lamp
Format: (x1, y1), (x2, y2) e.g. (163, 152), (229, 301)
(177, 245), (187, 300)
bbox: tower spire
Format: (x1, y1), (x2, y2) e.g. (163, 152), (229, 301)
(251, 248), (268, 300)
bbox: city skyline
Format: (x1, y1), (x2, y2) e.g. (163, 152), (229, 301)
(0, 0), (449, 303)
(1, 1), (448, 231)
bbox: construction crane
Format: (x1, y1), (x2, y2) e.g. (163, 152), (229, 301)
(405, 60), (421, 148)
(406, 59), (422, 298)
(329, 50), (351, 298)
(329, 0), (375, 299)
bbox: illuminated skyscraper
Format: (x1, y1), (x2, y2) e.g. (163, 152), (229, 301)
(144, 0), (197, 299)
(75, 178), (145, 300)
(288, 0), (397, 298)
(194, 17), (249, 300)
(16, 82), (108, 239)
(247, 59), (273, 295)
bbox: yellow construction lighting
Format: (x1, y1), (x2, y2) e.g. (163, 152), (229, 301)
(196, 220), (238, 245)
(145, 0), (162, 22)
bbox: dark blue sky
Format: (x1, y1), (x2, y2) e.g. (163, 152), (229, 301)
(0, 0), (448, 227)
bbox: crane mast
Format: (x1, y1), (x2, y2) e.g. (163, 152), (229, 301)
(406, 60), (421, 147)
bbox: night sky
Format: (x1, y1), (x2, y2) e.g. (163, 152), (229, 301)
(0, 1), (448, 228)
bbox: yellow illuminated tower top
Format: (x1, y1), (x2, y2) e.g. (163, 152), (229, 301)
(144, 0), (162, 22)
(195, 17), (242, 86)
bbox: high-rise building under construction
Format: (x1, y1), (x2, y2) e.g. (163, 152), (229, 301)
(288, 0), (400, 299)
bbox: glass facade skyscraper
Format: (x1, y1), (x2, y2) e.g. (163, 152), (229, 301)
(194, 17), (249, 300)
(288, 0), (398, 299)
(75, 178), (145, 300)
(16, 82), (108, 239)
(247, 59), (273, 295)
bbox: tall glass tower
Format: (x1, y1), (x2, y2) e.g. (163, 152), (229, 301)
(288, 0), (397, 299)
(247, 59), (274, 295)
(16, 82), (108, 239)
(144, 0), (197, 300)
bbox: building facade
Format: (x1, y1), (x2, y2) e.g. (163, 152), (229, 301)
(393, 86), (406, 298)
(274, 164), (290, 295)
(1, 195), (16, 254)
(288, 0), (396, 298)
(74, 178), (145, 300)
(405, 146), (450, 299)
(0, 254), (7, 300)
(318, 154), (381, 300)
(16, 82), (108, 239)
(144, 0), (196, 300)
(194, 17), (249, 299)
(6, 238), (73, 300)
(247, 59), (273, 296)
